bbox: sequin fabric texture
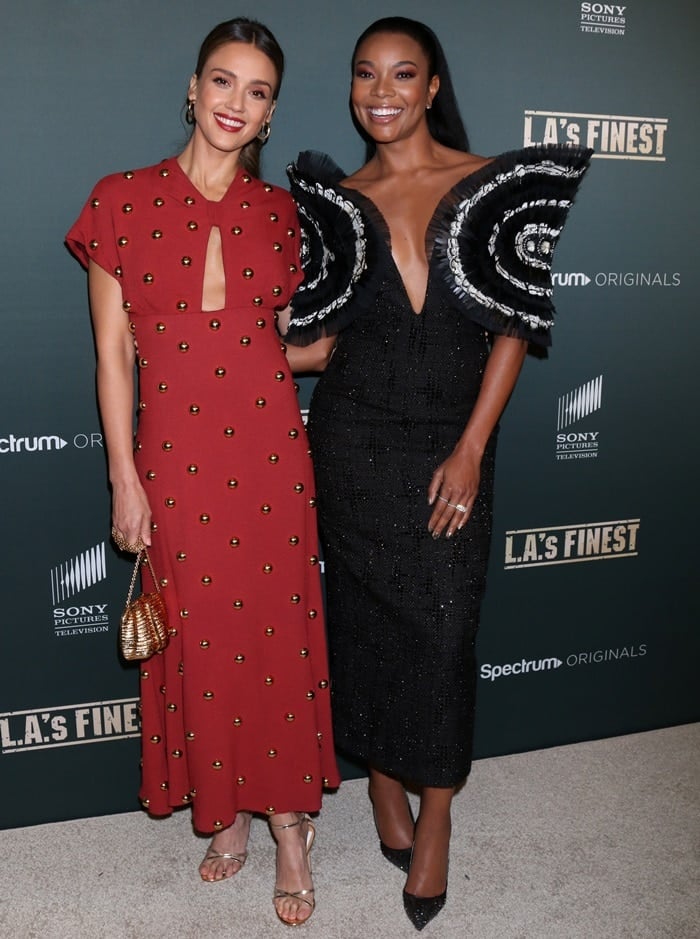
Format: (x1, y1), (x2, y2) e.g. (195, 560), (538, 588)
(67, 159), (340, 831)
(309, 268), (496, 786)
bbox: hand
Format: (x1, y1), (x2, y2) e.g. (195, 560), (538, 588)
(427, 447), (481, 539)
(111, 481), (152, 550)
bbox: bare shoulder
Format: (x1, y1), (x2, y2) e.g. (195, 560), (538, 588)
(341, 162), (379, 190)
(439, 148), (493, 182)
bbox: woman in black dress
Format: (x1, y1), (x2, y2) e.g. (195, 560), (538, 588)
(281, 17), (591, 930)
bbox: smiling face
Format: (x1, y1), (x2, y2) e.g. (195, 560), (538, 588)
(188, 40), (278, 155)
(351, 31), (439, 146)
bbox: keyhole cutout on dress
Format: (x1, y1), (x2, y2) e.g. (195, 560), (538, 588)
(201, 226), (226, 312)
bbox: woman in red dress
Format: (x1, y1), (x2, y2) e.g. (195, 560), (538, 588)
(66, 18), (339, 927)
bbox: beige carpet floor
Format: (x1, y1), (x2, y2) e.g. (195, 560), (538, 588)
(1, 723), (698, 938)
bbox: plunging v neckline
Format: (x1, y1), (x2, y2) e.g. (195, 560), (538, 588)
(337, 175), (476, 317)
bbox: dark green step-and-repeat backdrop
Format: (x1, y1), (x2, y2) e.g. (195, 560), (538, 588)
(1, 1), (697, 828)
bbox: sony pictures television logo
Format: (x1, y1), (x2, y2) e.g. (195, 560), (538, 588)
(50, 541), (110, 637)
(556, 375), (602, 461)
(580, 3), (627, 36)
(524, 110), (668, 161)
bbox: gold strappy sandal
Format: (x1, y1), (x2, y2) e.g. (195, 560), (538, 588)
(270, 814), (316, 927)
(199, 847), (247, 882)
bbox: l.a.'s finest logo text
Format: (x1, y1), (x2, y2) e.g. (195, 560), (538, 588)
(0, 698), (140, 755)
(580, 3), (627, 36)
(524, 111), (668, 161)
(504, 518), (640, 569)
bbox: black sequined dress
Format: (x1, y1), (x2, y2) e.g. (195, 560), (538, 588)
(287, 147), (591, 786)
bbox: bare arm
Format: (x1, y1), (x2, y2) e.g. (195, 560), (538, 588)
(88, 260), (152, 547)
(283, 337), (336, 374)
(276, 306), (336, 373)
(428, 333), (528, 538)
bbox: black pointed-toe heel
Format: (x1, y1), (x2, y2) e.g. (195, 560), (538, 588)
(379, 840), (413, 873)
(371, 800), (414, 873)
(402, 886), (447, 931)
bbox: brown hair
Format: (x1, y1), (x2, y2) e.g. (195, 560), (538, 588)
(187, 17), (285, 177)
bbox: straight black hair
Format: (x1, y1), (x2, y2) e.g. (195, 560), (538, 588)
(351, 17), (470, 161)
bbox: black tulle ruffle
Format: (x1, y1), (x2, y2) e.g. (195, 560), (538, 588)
(286, 145), (593, 347)
(285, 152), (385, 345)
(430, 145), (593, 346)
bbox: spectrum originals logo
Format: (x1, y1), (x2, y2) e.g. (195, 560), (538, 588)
(0, 432), (103, 455)
(553, 272), (680, 288)
(480, 644), (647, 681)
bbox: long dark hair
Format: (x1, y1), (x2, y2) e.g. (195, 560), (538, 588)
(187, 18), (284, 177)
(351, 17), (470, 161)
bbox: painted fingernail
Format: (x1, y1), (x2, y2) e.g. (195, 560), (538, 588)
(432, 530), (440, 540)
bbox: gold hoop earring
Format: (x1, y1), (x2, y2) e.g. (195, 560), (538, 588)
(257, 122), (271, 143)
(185, 100), (195, 125)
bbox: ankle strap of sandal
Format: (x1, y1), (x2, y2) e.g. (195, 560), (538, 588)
(269, 813), (305, 830)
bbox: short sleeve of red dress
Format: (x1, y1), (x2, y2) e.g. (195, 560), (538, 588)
(66, 174), (123, 277)
(277, 191), (304, 305)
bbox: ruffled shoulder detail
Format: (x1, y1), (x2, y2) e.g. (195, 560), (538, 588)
(285, 151), (386, 345)
(431, 144), (593, 346)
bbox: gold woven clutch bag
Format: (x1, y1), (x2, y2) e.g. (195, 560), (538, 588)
(119, 547), (169, 661)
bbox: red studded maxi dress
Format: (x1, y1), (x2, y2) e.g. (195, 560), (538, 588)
(66, 158), (340, 832)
